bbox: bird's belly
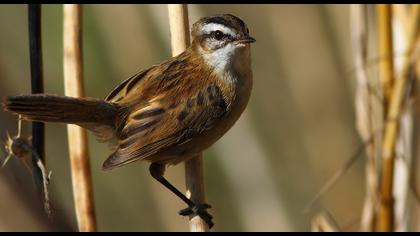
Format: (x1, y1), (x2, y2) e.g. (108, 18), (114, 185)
(152, 113), (242, 165)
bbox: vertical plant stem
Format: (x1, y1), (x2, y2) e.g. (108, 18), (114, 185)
(388, 4), (416, 232)
(350, 4), (379, 231)
(168, 4), (190, 56)
(377, 4), (395, 109)
(185, 154), (209, 232)
(377, 5), (420, 232)
(167, 4), (210, 232)
(28, 3), (45, 205)
(376, 4), (395, 231)
(63, 4), (97, 232)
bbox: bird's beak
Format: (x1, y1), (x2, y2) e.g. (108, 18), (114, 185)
(235, 35), (256, 45)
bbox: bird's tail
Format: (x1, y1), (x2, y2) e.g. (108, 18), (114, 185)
(3, 94), (118, 128)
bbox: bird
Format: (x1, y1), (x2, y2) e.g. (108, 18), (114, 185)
(3, 14), (255, 228)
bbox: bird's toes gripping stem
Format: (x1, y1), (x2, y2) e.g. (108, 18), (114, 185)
(179, 203), (214, 229)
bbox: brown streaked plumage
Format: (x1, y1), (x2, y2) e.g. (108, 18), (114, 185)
(2, 14), (255, 228)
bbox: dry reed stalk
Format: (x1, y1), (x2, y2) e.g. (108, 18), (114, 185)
(168, 4), (190, 56)
(167, 4), (210, 232)
(311, 211), (340, 232)
(63, 4), (97, 232)
(416, 29), (420, 79)
(350, 4), (380, 231)
(185, 154), (209, 232)
(393, 5), (410, 34)
(389, 5), (417, 231)
(377, 4), (420, 232)
(410, 14), (420, 232)
(377, 4), (395, 108)
(375, 4), (395, 231)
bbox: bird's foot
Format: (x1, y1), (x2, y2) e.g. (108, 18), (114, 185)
(179, 203), (214, 229)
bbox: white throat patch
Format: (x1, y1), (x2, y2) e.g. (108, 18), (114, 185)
(200, 44), (237, 73)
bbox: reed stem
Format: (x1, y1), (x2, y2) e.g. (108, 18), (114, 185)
(63, 4), (97, 232)
(377, 4), (395, 109)
(377, 4), (420, 232)
(167, 4), (210, 232)
(350, 4), (379, 231)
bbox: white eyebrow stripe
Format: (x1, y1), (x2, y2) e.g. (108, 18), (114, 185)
(202, 23), (235, 36)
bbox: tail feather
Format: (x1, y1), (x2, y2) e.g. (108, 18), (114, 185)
(3, 94), (118, 127)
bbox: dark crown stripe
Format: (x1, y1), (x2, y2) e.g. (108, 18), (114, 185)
(203, 16), (232, 28)
(202, 14), (245, 31)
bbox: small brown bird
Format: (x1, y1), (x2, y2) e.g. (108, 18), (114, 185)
(3, 14), (254, 228)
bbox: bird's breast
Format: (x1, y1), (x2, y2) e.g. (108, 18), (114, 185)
(218, 67), (253, 133)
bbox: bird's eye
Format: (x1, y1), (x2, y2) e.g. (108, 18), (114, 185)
(213, 30), (224, 40)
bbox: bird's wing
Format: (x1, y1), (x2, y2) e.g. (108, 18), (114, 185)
(104, 66), (156, 103)
(104, 52), (191, 105)
(102, 81), (229, 170)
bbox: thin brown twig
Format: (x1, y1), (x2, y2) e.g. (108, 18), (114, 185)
(304, 129), (382, 213)
(2, 118), (52, 218)
(311, 211), (340, 232)
(63, 4), (97, 232)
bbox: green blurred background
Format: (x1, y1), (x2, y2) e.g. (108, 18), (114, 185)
(0, 4), (367, 231)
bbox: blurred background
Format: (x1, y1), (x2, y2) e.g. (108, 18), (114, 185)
(0, 4), (415, 232)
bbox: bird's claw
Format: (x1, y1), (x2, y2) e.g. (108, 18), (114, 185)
(179, 203), (214, 229)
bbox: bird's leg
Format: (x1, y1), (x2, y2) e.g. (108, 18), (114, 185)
(149, 163), (214, 228)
